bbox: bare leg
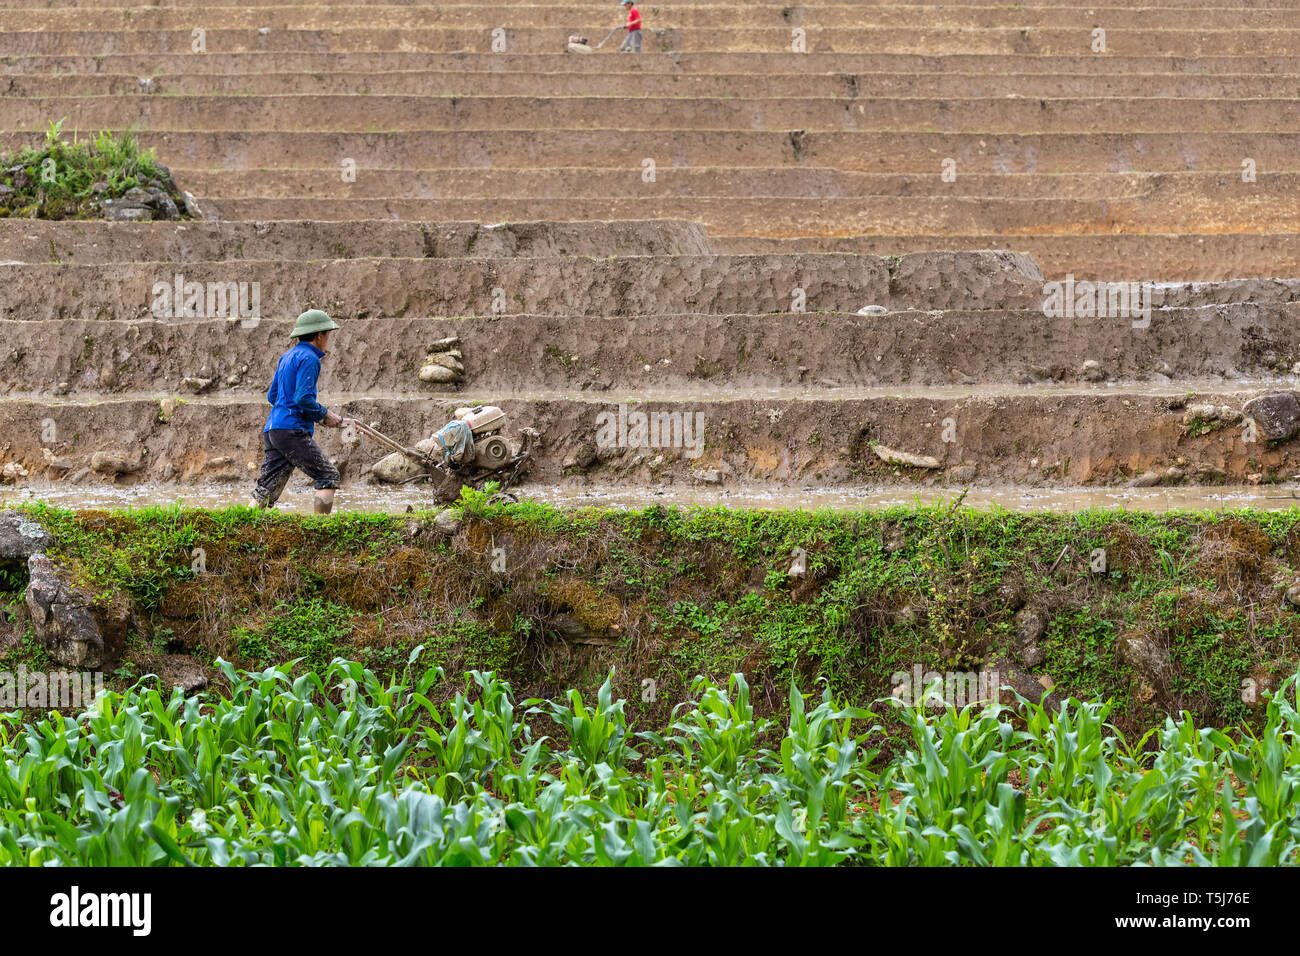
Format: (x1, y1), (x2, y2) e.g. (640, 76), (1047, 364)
(314, 488), (336, 514)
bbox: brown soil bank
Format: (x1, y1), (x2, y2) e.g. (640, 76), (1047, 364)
(4, 503), (1297, 737)
(3, 388), (1299, 489)
(5, 249), (1298, 322)
(3, 27), (1298, 56)
(7, 220), (1297, 283)
(717, 234), (1300, 283)
(20, 70), (1300, 100)
(5, 5), (1290, 30)
(3, 305), (1300, 396)
(9, 130), (1300, 174)
(175, 168), (1289, 202)
(0, 219), (711, 264)
(9, 94), (1299, 134)
(8, 52), (1300, 76)
(196, 194), (1300, 238)
(0, 251), (1046, 320)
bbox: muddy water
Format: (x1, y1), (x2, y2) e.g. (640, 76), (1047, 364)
(4, 482), (1300, 515)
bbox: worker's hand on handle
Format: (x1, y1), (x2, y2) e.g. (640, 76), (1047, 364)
(322, 409), (343, 428)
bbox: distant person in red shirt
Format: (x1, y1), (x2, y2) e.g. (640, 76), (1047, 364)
(619, 0), (643, 52)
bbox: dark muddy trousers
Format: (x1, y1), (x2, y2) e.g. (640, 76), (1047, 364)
(251, 428), (340, 507)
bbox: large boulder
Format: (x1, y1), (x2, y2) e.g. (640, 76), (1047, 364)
(25, 554), (132, 670)
(103, 186), (181, 222)
(1242, 391), (1300, 442)
(370, 451), (421, 483)
(102, 199), (152, 222)
(0, 512), (52, 567)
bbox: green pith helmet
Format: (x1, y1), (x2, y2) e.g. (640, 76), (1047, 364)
(290, 309), (340, 338)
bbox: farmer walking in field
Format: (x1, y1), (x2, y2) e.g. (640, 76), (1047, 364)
(248, 309), (345, 514)
(618, 0), (643, 52)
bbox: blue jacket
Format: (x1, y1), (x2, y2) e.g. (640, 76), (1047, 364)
(264, 341), (329, 433)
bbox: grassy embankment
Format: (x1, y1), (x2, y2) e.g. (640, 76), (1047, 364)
(2, 494), (1297, 741)
(3, 497), (1299, 864)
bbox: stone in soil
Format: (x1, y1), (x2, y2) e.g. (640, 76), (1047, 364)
(1080, 359), (1107, 382)
(1242, 391), (1300, 442)
(1011, 606), (1046, 667)
(371, 451), (427, 483)
(419, 363), (460, 383)
(872, 444), (940, 469)
(0, 511), (52, 566)
(90, 451), (141, 476)
(434, 509), (462, 535)
(1117, 630), (1171, 683)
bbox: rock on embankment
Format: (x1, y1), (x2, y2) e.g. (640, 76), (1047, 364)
(1, 511), (132, 670)
(1242, 391), (1300, 442)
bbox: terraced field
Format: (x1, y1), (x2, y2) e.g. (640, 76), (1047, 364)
(2, 0), (1300, 878)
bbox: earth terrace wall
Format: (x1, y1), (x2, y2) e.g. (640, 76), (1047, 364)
(2, 390), (1295, 487)
(2, 306), (1298, 395)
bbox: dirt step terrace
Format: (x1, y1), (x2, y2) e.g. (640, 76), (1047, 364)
(0, 251), (1051, 320)
(168, 195), (1300, 241)
(4, 0), (1300, 505)
(5, 5), (1295, 30)
(2, 306), (1298, 395)
(0, 219), (712, 263)
(10, 94), (1300, 133)
(1, 389), (1294, 491)
(17, 70), (1300, 99)
(4, 128), (1290, 173)
(7, 25), (1300, 56)
(12, 52), (1300, 74)
(717, 234), (1300, 281)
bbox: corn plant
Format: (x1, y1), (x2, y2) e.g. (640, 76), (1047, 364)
(0, 659), (1297, 866)
(527, 669), (636, 773)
